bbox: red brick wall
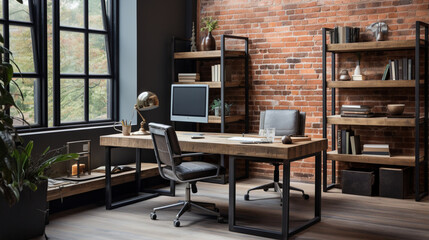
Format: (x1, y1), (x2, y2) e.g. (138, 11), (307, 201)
(199, 0), (429, 183)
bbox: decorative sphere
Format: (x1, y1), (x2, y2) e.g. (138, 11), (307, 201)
(281, 135), (292, 144)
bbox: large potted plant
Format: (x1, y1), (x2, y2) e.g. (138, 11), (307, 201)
(0, 2), (78, 238)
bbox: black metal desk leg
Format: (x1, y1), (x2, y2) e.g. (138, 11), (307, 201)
(228, 156), (236, 230)
(323, 151), (327, 192)
(315, 152), (322, 218)
(136, 149), (142, 192)
(105, 147), (159, 210)
(282, 161), (291, 240)
(105, 147), (112, 209)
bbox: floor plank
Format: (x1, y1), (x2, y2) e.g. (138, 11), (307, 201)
(38, 178), (429, 240)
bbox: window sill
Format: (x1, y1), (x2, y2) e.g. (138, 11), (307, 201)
(18, 122), (128, 137)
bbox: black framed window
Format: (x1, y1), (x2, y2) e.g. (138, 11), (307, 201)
(2, 0), (41, 127)
(6, 0), (117, 129)
(52, 0), (113, 126)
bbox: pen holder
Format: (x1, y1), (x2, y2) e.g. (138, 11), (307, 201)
(114, 123), (131, 136)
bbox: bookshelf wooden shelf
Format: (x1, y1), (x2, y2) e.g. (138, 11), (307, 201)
(327, 80), (423, 88)
(327, 115), (423, 127)
(208, 115), (245, 123)
(47, 163), (159, 201)
(174, 50), (246, 59)
(326, 40), (425, 53)
(327, 151), (423, 167)
(322, 22), (429, 200)
(174, 81), (243, 88)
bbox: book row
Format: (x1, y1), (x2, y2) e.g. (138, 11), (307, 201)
(329, 26), (360, 44)
(382, 58), (414, 81)
(337, 129), (391, 156)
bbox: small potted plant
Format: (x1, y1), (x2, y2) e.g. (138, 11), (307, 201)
(210, 99), (232, 117)
(200, 16), (219, 51)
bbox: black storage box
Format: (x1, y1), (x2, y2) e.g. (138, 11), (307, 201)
(341, 169), (376, 196)
(379, 167), (413, 199)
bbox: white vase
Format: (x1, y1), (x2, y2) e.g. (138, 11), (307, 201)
(214, 107), (221, 116)
(354, 64), (361, 76)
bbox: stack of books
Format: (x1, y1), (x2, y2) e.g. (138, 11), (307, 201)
(341, 105), (373, 118)
(178, 73), (200, 82)
(362, 144), (390, 156)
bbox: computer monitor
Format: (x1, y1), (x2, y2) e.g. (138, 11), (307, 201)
(170, 84), (209, 123)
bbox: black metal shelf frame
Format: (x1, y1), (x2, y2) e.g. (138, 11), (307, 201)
(171, 35), (250, 183)
(322, 21), (428, 201)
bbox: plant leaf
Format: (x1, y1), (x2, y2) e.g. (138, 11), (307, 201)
(42, 146), (51, 156)
(38, 153), (79, 176)
(23, 180), (37, 191)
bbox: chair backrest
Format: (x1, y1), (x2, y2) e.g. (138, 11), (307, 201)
(148, 123), (182, 167)
(259, 110), (306, 136)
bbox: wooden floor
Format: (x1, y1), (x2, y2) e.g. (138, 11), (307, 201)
(38, 178), (429, 240)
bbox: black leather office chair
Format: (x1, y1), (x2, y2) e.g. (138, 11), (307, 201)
(148, 123), (223, 227)
(244, 110), (309, 202)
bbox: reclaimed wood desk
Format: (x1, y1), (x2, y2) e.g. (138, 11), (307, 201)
(100, 132), (327, 240)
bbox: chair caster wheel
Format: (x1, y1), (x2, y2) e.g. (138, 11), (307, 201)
(173, 219), (180, 227)
(217, 216), (224, 223)
(303, 194), (310, 200)
(263, 188), (269, 192)
(244, 194), (249, 201)
(150, 212), (157, 220)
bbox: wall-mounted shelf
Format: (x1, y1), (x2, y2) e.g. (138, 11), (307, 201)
(208, 115), (245, 124)
(326, 40), (425, 52)
(327, 151), (423, 167)
(174, 81), (243, 88)
(327, 80), (423, 88)
(174, 50), (246, 59)
(327, 115), (423, 127)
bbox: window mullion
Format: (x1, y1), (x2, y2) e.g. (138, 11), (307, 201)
(4, 0), (9, 63)
(84, 0), (89, 122)
(52, 0), (60, 126)
(40, 0), (48, 127)
(112, 0), (119, 121)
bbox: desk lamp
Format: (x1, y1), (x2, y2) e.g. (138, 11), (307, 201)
(133, 91), (159, 135)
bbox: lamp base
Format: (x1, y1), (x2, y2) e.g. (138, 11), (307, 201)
(131, 129), (150, 135)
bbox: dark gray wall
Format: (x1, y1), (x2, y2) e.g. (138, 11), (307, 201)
(136, 0), (189, 125)
(21, 0), (190, 175)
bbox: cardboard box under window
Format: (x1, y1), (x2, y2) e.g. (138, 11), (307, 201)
(341, 169), (377, 196)
(379, 167), (413, 199)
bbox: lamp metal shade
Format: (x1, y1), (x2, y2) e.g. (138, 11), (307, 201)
(136, 91), (159, 111)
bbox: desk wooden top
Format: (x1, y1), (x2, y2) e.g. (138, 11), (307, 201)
(100, 132), (327, 160)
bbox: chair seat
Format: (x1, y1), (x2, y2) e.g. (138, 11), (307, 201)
(163, 161), (218, 181)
